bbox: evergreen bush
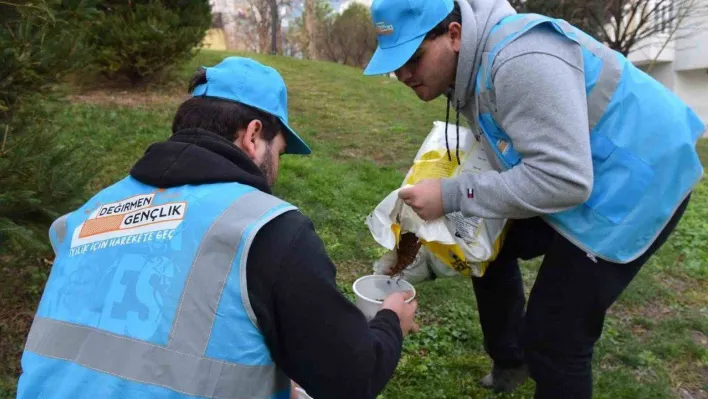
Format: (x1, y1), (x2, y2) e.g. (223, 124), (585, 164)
(0, 0), (98, 252)
(89, 0), (212, 86)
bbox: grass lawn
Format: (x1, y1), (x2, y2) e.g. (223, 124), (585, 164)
(1, 50), (707, 398)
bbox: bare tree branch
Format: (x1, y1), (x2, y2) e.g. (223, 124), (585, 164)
(647, 0), (708, 70)
(518, 0), (708, 56)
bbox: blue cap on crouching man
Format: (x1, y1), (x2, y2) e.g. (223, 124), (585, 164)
(364, 0), (454, 76)
(191, 56), (312, 155)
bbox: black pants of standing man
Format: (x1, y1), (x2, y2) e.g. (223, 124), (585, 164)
(473, 195), (691, 399)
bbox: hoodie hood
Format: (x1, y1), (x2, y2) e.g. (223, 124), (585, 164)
(130, 128), (271, 193)
(451, 0), (516, 108)
(438, 0), (514, 167)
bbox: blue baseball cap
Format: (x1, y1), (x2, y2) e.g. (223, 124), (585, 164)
(364, 0), (454, 76)
(191, 56), (311, 155)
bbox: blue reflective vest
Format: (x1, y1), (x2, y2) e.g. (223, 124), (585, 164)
(475, 13), (705, 263)
(17, 176), (295, 399)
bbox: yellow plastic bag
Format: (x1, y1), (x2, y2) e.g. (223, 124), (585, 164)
(366, 121), (509, 278)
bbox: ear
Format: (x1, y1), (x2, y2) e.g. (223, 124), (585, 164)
(234, 119), (263, 160)
(448, 22), (462, 52)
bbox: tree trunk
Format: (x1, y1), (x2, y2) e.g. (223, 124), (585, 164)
(270, 0), (278, 54)
(305, 0), (317, 59)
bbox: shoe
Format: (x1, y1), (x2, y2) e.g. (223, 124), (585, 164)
(480, 363), (529, 393)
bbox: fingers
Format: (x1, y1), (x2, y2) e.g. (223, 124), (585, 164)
(386, 291), (415, 304)
(386, 291), (407, 301)
(398, 187), (425, 218)
(398, 186), (415, 201)
(380, 290), (420, 336)
(400, 197), (422, 216)
(381, 292), (406, 311)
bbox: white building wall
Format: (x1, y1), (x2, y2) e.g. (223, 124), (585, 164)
(675, 70), (708, 125)
(673, 0), (708, 71)
(627, 0), (708, 127)
(628, 33), (676, 65)
(638, 62), (676, 89)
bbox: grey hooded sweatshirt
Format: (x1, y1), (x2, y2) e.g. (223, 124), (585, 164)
(441, 0), (594, 220)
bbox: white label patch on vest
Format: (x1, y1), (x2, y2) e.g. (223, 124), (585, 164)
(70, 194), (187, 252)
(119, 203), (185, 229)
(92, 194), (155, 219)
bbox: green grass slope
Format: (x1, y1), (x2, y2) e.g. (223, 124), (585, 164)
(1, 50), (706, 398)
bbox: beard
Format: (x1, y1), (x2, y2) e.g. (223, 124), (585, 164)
(258, 147), (276, 186)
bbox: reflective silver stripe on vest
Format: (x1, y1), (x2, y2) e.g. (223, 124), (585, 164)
(479, 14), (623, 132)
(478, 52), (494, 114)
(487, 14), (543, 51)
(478, 90), (495, 114)
(27, 190), (295, 399)
(169, 191), (293, 356)
(551, 18), (624, 130)
(49, 213), (70, 252)
(584, 44), (623, 131)
(480, 50), (491, 90)
(25, 317), (289, 399)
(238, 202), (294, 331)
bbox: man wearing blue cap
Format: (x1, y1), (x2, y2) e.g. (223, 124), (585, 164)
(16, 56), (418, 399)
(364, 0), (704, 397)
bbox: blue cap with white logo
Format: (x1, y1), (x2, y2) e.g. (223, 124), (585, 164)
(364, 0), (454, 76)
(191, 56), (311, 155)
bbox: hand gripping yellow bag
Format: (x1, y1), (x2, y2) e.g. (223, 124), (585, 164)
(366, 121), (509, 278)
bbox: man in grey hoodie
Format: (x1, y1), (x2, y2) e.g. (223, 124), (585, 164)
(363, 0), (702, 397)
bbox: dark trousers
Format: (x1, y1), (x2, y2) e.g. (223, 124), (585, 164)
(472, 196), (691, 398)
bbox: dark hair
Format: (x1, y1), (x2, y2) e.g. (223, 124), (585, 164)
(171, 68), (283, 142)
(424, 1), (462, 40)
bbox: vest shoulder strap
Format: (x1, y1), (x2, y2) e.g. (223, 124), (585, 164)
(477, 13), (624, 132)
(169, 189), (296, 354)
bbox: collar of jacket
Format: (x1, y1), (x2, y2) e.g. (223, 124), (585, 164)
(130, 128), (271, 193)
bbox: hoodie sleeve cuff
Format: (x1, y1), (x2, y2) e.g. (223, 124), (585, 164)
(371, 309), (403, 341)
(441, 177), (462, 214)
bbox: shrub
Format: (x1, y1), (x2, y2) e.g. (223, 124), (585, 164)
(0, 0), (98, 252)
(0, 0), (99, 120)
(0, 103), (93, 253)
(89, 0), (212, 86)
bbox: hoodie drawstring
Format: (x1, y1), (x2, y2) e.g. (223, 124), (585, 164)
(455, 100), (461, 165)
(445, 98), (452, 162)
(444, 97), (462, 166)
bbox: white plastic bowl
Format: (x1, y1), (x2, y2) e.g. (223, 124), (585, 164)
(352, 274), (416, 321)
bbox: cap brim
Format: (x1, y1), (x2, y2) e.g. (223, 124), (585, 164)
(363, 34), (426, 76)
(280, 119), (312, 155)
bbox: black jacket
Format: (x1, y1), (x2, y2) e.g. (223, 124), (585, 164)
(130, 128), (403, 399)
